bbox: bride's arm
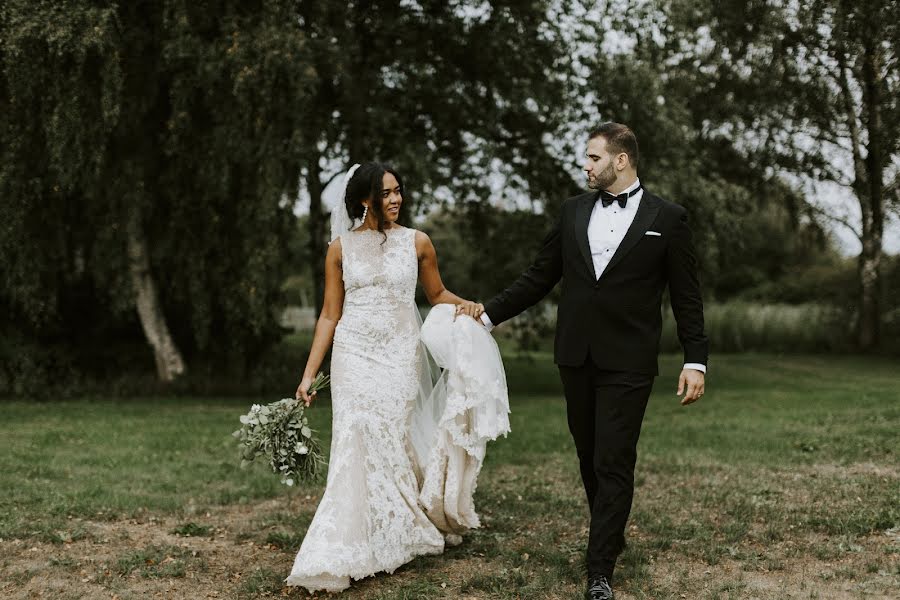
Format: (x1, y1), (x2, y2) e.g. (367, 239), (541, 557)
(296, 239), (344, 405)
(415, 231), (481, 318)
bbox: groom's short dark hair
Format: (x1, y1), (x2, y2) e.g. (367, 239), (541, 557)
(589, 123), (639, 169)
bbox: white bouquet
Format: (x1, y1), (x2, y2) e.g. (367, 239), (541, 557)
(233, 373), (329, 486)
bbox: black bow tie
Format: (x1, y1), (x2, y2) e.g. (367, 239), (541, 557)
(599, 185), (642, 208)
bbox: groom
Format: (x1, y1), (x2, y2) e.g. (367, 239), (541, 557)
(477, 123), (708, 599)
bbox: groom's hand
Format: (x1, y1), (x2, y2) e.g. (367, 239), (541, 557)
(454, 301), (485, 321)
(677, 369), (705, 405)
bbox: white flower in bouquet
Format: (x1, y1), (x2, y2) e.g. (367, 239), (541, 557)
(233, 373), (329, 486)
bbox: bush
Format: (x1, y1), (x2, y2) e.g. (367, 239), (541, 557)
(0, 330), (315, 400)
(660, 302), (852, 354)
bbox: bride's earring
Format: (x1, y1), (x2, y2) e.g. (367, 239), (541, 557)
(362, 205), (369, 221)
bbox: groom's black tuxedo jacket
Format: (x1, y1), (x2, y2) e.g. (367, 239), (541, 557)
(484, 189), (708, 375)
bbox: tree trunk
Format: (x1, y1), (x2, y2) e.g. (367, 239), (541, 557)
(856, 233), (882, 350)
(306, 154), (327, 315)
(857, 39), (885, 351)
(127, 210), (186, 381)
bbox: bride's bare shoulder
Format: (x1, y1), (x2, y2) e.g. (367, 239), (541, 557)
(412, 228), (430, 243)
(411, 229), (436, 259)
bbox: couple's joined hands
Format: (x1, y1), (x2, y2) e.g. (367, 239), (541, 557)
(454, 301), (485, 322)
(453, 303), (707, 406)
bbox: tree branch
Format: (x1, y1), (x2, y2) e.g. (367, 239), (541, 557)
(808, 45), (844, 89)
(885, 171), (900, 198)
(806, 199), (862, 240)
(321, 169), (344, 189)
(834, 18), (867, 193)
(806, 129), (854, 156)
(816, 167), (854, 189)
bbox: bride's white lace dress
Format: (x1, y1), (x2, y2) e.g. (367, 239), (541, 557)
(286, 227), (441, 591)
(286, 226), (509, 592)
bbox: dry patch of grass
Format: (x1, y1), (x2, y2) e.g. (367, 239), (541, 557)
(0, 499), (294, 600)
(1, 493), (895, 600)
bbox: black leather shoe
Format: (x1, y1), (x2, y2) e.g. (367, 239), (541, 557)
(584, 575), (614, 600)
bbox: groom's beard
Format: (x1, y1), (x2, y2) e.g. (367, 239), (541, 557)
(587, 162), (616, 190)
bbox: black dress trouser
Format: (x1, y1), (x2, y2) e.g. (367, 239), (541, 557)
(558, 357), (654, 581)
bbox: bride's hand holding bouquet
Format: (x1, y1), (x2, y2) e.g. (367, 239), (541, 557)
(296, 371), (329, 407)
(233, 372), (330, 486)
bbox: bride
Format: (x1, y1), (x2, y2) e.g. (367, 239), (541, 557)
(286, 162), (509, 592)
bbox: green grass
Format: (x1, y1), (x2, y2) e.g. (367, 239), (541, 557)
(112, 545), (198, 578)
(0, 397), (317, 541)
(1, 353), (898, 598)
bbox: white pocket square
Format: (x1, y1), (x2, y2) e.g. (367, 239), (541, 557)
(645, 230), (662, 236)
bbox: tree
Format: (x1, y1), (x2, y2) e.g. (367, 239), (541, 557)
(684, 0), (899, 349)
(0, 1), (315, 382)
(557, 1), (830, 303)
(291, 1), (583, 312)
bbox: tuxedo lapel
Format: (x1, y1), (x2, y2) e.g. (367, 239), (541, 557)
(601, 192), (662, 278)
(575, 192), (598, 279)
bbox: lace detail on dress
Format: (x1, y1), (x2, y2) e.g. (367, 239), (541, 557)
(286, 228), (445, 592)
(417, 304), (511, 533)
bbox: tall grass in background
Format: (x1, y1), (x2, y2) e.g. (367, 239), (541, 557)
(4, 301), (891, 399)
(660, 301), (851, 353)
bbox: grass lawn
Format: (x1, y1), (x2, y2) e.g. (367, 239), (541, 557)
(1, 353), (898, 599)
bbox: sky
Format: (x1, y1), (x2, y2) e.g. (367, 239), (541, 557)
(826, 205), (900, 256)
(799, 178), (900, 257)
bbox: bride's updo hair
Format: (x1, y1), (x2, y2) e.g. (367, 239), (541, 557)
(344, 162), (404, 240)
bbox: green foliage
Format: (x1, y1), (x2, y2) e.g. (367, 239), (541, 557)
(666, 258), (900, 355)
(732, 251), (856, 305)
(0, 1), (123, 325)
(668, 0), (899, 347)
(2, 0), (896, 397)
(566, 4), (837, 303)
(234, 397), (326, 487)
(0, 1), (313, 388)
(419, 203), (563, 353)
(420, 204), (557, 301)
(153, 2), (313, 357)
(292, 1), (586, 313)
(294, 1), (581, 207)
(661, 301), (851, 354)
(1, 1), (588, 391)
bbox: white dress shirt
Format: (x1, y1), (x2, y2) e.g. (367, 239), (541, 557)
(481, 177), (705, 373)
(589, 178), (643, 278)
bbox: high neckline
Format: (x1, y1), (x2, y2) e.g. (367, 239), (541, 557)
(352, 226), (404, 234)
